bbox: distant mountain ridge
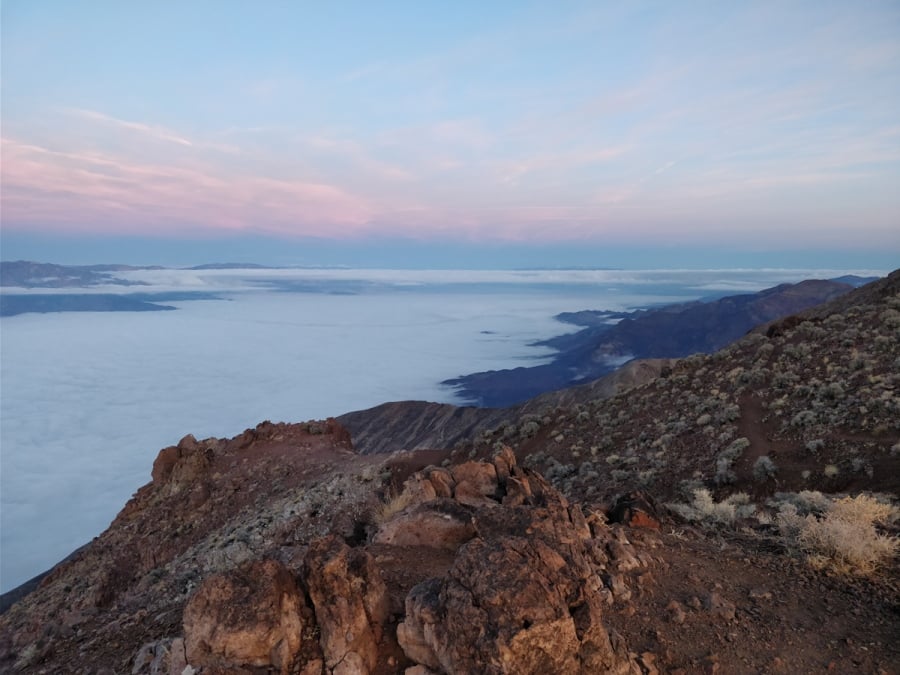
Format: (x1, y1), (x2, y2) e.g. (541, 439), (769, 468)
(0, 260), (158, 289)
(444, 278), (859, 407)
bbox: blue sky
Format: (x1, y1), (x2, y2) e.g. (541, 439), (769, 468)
(1, 1), (899, 267)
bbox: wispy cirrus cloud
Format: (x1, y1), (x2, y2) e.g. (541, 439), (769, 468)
(64, 108), (241, 154)
(65, 108), (196, 147)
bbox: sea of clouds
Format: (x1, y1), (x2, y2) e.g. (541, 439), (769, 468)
(0, 267), (884, 592)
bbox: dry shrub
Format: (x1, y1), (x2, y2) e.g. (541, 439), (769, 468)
(777, 494), (899, 575)
(374, 488), (416, 524)
(668, 489), (755, 527)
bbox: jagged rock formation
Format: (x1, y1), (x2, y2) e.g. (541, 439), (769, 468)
(390, 449), (639, 674)
(183, 558), (316, 674)
(0, 433), (646, 674)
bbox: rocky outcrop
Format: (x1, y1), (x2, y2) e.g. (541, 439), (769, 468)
(399, 535), (635, 674)
(166, 449), (639, 674)
(303, 536), (389, 675)
(384, 448), (640, 674)
(183, 558), (318, 674)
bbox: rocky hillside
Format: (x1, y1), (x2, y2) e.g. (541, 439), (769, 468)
(461, 270), (900, 507)
(339, 359), (675, 455)
(445, 279), (855, 407)
(1, 271), (898, 674)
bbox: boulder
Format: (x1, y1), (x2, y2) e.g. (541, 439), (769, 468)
(396, 455), (638, 674)
(373, 500), (476, 551)
(449, 462), (499, 500)
(607, 491), (661, 530)
(304, 535), (389, 675)
(183, 558), (316, 674)
(425, 468), (456, 499)
(399, 536), (637, 674)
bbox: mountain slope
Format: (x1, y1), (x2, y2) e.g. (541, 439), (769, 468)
(339, 359), (675, 455)
(457, 270), (900, 505)
(445, 279), (854, 406)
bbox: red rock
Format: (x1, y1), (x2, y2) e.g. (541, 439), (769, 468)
(449, 461), (498, 499)
(607, 491), (661, 530)
(183, 558), (316, 674)
(303, 535), (389, 675)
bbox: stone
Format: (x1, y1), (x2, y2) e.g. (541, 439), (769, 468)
(183, 558), (313, 675)
(396, 578), (443, 671)
(666, 600), (686, 625)
(454, 479), (499, 507)
(604, 573), (632, 603)
(449, 461), (499, 499)
(425, 468), (455, 498)
(373, 500), (476, 550)
(492, 445), (517, 483)
(638, 651), (660, 675)
(405, 666), (440, 675)
(749, 588), (772, 602)
(705, 592), (736, 622)
(502, 475), (533, 506)
(607, 491), (661, 530)
(607, 539), (642, 572)
(399, 534), (638, 673)
(304, 535), (389, 675)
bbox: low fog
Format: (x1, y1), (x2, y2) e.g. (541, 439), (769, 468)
(0, 268), (879, 591)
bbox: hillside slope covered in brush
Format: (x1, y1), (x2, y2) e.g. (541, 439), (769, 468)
(445, 278), (857, 406)
(476, 269), (900, 505)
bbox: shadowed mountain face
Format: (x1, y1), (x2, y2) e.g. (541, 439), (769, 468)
(445, 279), (855, 407)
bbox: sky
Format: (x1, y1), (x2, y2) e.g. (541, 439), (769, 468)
(1, 1), (899, 267)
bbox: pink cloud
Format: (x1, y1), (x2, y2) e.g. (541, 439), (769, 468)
(1, 137), (374, 236)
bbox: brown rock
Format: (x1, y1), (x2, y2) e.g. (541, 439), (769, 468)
(183, 558), (313, 674)
(501, 475), (533, 506)
(449, 461), (499, 499)
(405, 667), (440, 675)
(304, 535), (389, 675)
(395, 459), (639, 673)
(492, 445), (517, 483)
(705, 592), (736, 622)
(607, 539), (642, 572)
(607, 491), (661, 530)
(401, 473), (439, 507)
(666, 600), (687, 625)
(373, 500), (476, 551)
(396, 578), (443, 671)
(454, 479), (499, 507)
(399, 536), (637, 674)
(425, 468), (456, 498)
